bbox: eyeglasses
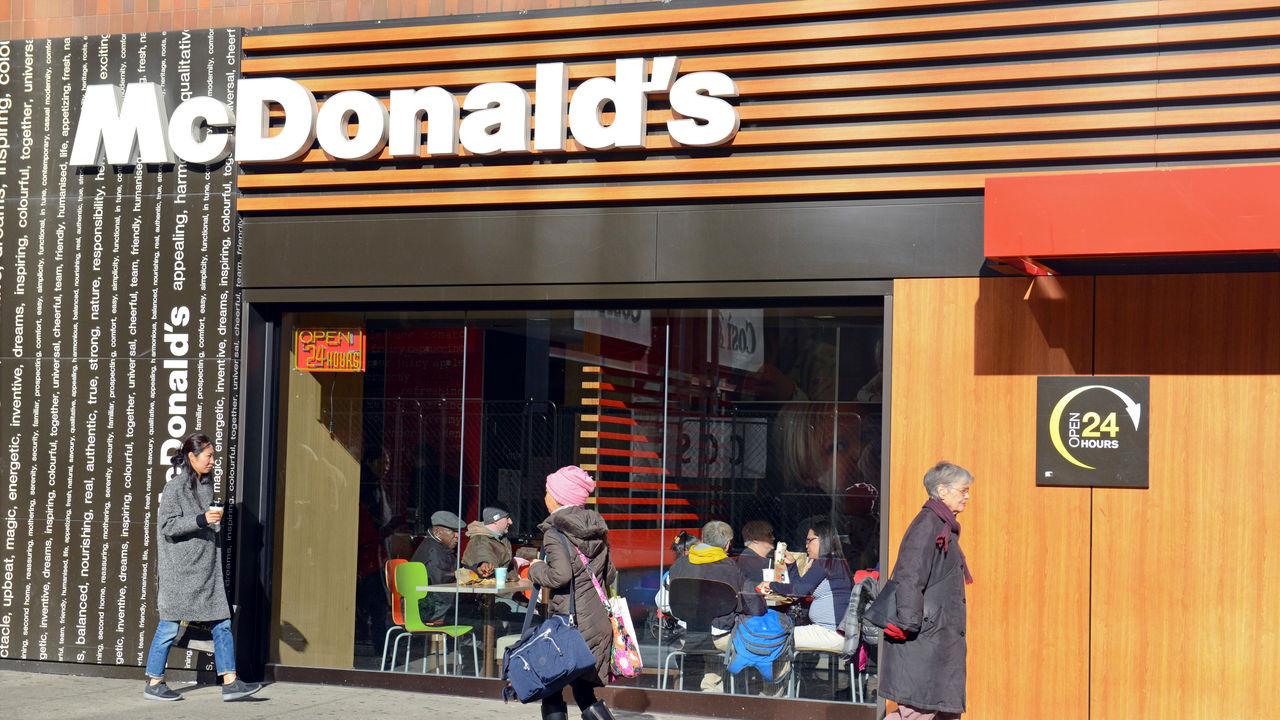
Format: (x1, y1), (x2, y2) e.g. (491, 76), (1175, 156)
(805, 536), (819, 545)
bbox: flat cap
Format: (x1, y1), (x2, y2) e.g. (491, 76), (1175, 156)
(430, 510), (466, 529)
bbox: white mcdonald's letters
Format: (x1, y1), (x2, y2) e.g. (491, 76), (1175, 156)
(69, 56), (739, 167)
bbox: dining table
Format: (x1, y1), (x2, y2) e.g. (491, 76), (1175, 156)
(764, 593), (794, 608)
(417, 579), (534, 678)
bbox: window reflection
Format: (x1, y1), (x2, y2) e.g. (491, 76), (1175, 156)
(274, 305), (883, 703)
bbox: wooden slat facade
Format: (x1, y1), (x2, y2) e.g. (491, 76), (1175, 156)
(238, 0), (1280, 213)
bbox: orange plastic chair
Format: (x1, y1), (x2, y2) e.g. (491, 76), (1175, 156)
(380, 558), (409, 671)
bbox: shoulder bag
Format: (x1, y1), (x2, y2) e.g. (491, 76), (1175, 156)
(575, 547), (642, 680)
(860, 578), (898, 631)
(500, 528), (598, 703)
(862, 543), (955, 634)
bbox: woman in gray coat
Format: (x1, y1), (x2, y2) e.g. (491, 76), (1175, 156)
(142, 433), (260, 702)
(528, 466), (617, 720)
(879, 462), (975, 720)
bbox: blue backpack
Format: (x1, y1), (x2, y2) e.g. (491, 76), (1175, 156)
(725, 609), (794, 683)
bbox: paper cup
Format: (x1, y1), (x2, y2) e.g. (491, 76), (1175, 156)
(494, 567), (508, 587)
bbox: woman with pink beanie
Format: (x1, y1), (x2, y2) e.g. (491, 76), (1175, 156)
(528, 466), (617, 720)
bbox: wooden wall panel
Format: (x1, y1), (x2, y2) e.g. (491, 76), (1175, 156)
(270, 351), (362, 668)
(888, 277), (1093, 719)
(1090, 274), (1280, 720)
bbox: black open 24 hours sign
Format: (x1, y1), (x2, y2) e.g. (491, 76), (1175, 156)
(1036, 377), (1150, 488)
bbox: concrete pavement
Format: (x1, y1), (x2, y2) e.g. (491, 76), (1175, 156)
(0, 669), (712, 720)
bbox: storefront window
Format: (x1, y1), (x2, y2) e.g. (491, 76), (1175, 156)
(271, 304), (883, 703)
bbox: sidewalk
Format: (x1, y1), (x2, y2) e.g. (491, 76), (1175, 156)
(0, 669), (710, 720)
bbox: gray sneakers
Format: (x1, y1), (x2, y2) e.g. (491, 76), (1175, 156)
(143, 680), (183, 701)
(221, 677), (262, 701)
(143, 677), (261, 701)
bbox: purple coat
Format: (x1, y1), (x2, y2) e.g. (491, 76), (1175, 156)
(878, 508), (968, 714)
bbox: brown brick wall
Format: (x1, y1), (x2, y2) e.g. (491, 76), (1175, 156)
(0, 0), (656, 42)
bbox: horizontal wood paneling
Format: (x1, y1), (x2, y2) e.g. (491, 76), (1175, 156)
(285, 45), (1280, 95)
(242, 2), (1280, 74)
(257, 96), (1280, 172)
(240, 0), (1280, 213)
(244, 21), (1280, 79)
(271, 72), (1280, 129)
(241, 135), (1280, 191)
(241, 0), (999, 52)
(243, 3), (1234, 74)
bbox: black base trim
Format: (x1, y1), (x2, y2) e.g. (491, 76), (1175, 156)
(264, 665), (876, 720)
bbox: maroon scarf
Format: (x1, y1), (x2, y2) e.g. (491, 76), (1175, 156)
(924, 498), (974, 584)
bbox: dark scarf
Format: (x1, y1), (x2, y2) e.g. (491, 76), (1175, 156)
(924, 498), (974, 584)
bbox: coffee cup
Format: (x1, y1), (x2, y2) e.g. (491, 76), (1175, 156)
(494, 567), (508, 587)
(208, 501), (225, 524)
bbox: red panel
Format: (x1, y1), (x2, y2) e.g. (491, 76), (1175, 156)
(590, 447), (661, 459)
(586, 398), (629, 408)
(609, 528), (702, 569)
(594, 432), (653, 442)
(592, 415), (639, 426)
(593, 497), (691, 506)
(985, 165), (1280, 259)
(596, 480), (680, 490)
(589, 464), (666, 474)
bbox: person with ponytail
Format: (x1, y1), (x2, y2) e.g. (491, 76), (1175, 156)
(879, 462), (975, 720)
(142, 433), (262, 702)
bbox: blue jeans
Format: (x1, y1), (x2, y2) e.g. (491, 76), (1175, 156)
(145, 619), (235, 678)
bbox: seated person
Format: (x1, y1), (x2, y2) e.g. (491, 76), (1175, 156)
(410, 510), (466, 623)
(667, 521), (766, 692)
(463, 506), (521, 633)
(655, 530), (699, 615)
(735, 520), (775, 584)
(462, 506), (514, 578)
(766, 520), (852, 653)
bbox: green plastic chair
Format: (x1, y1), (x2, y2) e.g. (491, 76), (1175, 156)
(393, 561), (478, 675)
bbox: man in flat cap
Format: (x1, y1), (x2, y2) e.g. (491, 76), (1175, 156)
(462, 506), (514, 579)
(410, 510), (467, 623)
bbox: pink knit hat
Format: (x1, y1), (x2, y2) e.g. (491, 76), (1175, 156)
(546, 465), (595, 506)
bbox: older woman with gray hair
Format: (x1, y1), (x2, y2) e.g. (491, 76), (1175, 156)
(879, 461), (974, 720)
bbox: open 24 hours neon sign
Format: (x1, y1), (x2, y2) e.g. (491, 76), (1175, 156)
(68, 57), (738, 166)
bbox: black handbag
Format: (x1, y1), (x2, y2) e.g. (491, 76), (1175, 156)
(501, 528), (598, 703)
(860, 579), (897, 632)
(861, 545), (954, 636)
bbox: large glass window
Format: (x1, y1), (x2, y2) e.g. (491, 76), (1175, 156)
(271, 303), (884, 704)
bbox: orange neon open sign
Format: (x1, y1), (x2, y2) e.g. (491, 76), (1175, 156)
(296, 329), (367, 372)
